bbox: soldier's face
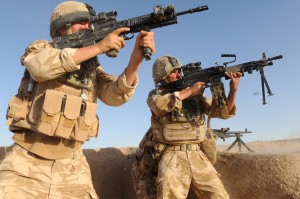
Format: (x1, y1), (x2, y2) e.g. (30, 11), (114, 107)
(58, 20), (90, 36)
(70, 20), (90, 33)
(166, 69), (181, 83)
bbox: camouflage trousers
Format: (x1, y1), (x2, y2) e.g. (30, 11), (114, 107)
(157, 148), (229, 199)
(0, 144), (98, 199)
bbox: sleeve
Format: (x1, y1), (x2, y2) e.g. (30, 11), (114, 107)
(21, 40), (80, 82)
(199, 96), (236, 119)
(96, 67), (139, 106)
(147, 90), (182, 117)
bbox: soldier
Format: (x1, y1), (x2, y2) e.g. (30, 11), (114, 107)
(133, 55), (241, 199)
(0, 1), (155, 198)
(131, 127), (158, 199)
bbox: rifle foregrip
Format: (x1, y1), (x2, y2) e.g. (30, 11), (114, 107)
(143, 47), (152, 61)
(106, 50), (118, 58)
(177, 5), (209, 16)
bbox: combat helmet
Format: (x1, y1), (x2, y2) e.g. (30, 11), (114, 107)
(152, 55), (182, 84)
(50, 1), (96, 38)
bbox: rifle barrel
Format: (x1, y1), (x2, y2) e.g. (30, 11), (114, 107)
(176, 5), (208, 16)
(226, 131), (252, 134)
(270, 55), (283, 61)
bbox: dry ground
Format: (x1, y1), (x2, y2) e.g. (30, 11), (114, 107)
(0, 138), (299, 199)
(85, 138), (300, 199)
(211, 138), (300, 199)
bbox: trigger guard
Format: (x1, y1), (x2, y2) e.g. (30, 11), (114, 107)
(124, 33), (134, 40)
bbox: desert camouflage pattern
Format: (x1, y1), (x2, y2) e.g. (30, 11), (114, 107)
(152, 56), (182, 84)
(50, 1), (91, 38)
(134, 127), (163, 174)
(6, 40), (137, 160)
(131, 163), (157, 199)
(0, 144), (98, 199)
(210, 83), (228, 107)
(157, 148), (229, 199)
(147, 89), (235, 145)
(131, 128), (158, 199)
(132, 144), (229, 199)
(140, 78), (234, 198)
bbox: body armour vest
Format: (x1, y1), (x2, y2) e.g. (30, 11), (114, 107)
(153, 97), (206, 144)
(6, 59), (100, 142)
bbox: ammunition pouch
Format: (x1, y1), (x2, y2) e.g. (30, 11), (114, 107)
(36, 89), (99, 141)
(6, 66), (99, 142)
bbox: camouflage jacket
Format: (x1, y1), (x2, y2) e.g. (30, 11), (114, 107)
(7, 40), (138, 159)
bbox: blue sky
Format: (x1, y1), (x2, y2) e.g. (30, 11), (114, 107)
(0, 0), (299, 149)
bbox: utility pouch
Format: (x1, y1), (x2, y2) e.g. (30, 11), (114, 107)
(200, 116), (217, 164)
(6, 96), (25, 125)
(162, 116), (201, 142)
(200, 136), (217, 164)
(76, 101), (99, 141)
(55, 95), (82, 138)
(37, 90), (64, 136)
(6, 76), (32, 126)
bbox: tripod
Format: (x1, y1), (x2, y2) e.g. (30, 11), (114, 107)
(226, 133), (254, 152)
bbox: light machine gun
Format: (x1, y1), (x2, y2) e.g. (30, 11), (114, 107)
(213, 128), (254, 152)
(51, 4), (208, 63)
(158, 53), (283, 105)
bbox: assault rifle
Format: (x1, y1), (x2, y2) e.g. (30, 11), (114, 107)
(213, 128), (254, 152)
(51, 4), (208, 61)
(158, 53), (283, 105)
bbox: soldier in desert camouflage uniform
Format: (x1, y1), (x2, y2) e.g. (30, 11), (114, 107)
(0, 1), (155, 198)
(131, 127), (158, 199)
(132, 55), (241, 199)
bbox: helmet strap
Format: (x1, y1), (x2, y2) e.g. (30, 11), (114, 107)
(161, 78), (170, 84)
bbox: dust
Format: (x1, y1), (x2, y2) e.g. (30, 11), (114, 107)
(217, 138), (300, 154)
(212, 138), (300, 199)
(1, 138), (299, 199)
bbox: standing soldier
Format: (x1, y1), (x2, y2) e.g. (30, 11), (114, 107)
(132, 55), (241, 199)
(0, 1), (155, 198)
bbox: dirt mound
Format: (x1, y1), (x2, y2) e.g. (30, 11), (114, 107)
(214, 153), (300, 199)
(0, 138), (299, 198)
(212, 138), (300, 199)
